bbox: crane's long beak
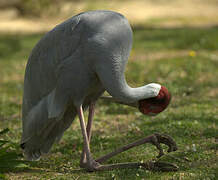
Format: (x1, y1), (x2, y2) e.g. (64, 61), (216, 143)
(100, 96), (138, 108)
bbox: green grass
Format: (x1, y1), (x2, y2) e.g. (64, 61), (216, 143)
(0, 25), (217, 179)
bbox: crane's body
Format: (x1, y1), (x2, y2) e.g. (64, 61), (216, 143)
(21, 10), (177, 171)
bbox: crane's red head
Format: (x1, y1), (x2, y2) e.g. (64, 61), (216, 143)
(138, 86), (171, 116)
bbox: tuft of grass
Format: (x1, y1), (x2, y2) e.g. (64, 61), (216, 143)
(0, 128), (28, 175)
(0, 25), (217, 179)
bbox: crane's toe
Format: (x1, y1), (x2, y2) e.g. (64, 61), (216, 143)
(154, 133), (178, 153)
(150, 133), (178, 158)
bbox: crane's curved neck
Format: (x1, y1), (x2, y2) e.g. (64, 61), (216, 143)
(93, 35), (161, 103)
(108, 74), (161, 103)
(95, 61), (161, 104)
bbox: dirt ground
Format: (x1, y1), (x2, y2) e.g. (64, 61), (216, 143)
(0, 0), (218, 33)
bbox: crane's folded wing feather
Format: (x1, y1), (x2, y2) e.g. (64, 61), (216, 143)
(21, 15), (82, 144)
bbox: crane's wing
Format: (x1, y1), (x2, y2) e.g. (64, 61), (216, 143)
(23, 16), (81, 119)
(21, 15), (83, 144)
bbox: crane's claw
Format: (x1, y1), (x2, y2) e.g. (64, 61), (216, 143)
(150, 133), (178, 158)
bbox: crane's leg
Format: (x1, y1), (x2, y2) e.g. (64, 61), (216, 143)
(77, 104), (178, 171)
(77, 105), (100, 171)
(80, 102), (95, 167)
(93, 133), (178, 171)
(96, 133), (177, 163)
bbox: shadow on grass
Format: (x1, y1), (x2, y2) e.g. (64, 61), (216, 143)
(0, 167), (43, 174)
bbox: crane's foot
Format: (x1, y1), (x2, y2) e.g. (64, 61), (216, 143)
(150, 133), (178, 158)
(80, 158), (101, 172)
(95, 132), (178, 164)
(81, 160), (178, 172)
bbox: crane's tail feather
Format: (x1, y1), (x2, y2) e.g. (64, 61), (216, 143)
(21, 105), (76, 161)
(21, 123), (61, 161)
(21, 120), (74, 161)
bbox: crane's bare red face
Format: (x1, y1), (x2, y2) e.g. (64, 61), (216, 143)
(138, 86), (171, 116)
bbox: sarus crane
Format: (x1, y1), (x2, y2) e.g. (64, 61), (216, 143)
(21, 10), (178, 171)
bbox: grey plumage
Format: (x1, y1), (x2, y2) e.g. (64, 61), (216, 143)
(21, 10), (161, 161)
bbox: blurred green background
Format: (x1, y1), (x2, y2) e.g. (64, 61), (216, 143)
(0, 0), (217, 179)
